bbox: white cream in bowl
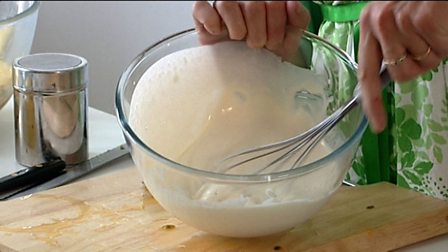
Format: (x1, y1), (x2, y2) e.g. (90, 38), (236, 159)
(129, 41), (342, 237)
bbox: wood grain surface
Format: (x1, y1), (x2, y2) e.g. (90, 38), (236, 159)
(0, 167), (447, 251)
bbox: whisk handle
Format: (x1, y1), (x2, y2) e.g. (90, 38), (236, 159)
(337, 68), (392, 124)
(354, 67), (392, 102)
(379, 69), (392, 88)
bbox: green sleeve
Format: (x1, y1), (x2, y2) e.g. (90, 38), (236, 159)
(301, 1), (323, 34)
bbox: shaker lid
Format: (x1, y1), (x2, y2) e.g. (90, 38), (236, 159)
(13, 53), (88, 93)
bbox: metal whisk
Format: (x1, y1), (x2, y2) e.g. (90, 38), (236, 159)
(218, 69), (391, 174)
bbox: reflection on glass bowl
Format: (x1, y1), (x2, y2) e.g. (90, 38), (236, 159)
(0, 1), (40, 110)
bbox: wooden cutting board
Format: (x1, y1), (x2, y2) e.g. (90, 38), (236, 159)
(0, 166), (447, 252)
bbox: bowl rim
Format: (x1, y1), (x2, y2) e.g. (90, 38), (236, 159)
(0, 1), (40, 25)
(115, 28), (368, 183)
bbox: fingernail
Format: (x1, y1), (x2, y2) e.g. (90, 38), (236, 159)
(204, 24), (218, 35)
(372, 113), (387, 133)
(205, 26), (215, 34)
(371, 119), (385, 133)
(363, 96), (387, 133)
(378, 115), (387, 132)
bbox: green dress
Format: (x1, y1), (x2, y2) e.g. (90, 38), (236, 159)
(302, 0), (448, 200)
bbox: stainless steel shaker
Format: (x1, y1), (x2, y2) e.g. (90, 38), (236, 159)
(13, 53), (88, 167)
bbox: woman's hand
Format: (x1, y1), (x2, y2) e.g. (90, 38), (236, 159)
(358, 1), (448, 133)
(192, 1), (310, 63)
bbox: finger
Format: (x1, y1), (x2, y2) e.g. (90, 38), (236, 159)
(286, 1), (309, 30)
(192, 1), (228, 45)
(265, 1), (287, 51)
(285, 0), (309, 40)
(369, 2), (421, 83)
(358, 9), (387, 133)
(192, 1), (222, 35)
(280, 1), (309, 61)
(395, 6), (441, 72)
(240, 1), (267, 48)
(412, 2), (448, 58)
(215, 1), (247, 40)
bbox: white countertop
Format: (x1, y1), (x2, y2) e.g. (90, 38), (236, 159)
(0, 98), (447, 251)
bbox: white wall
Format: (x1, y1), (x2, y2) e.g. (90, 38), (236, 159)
(32, 1), (195, 114)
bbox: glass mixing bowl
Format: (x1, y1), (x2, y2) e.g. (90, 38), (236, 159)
(0, 1), (40, 110)
(116, 28), (367, 238)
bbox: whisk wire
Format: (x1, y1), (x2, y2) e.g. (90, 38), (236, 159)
(218, 69), (391, 175)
